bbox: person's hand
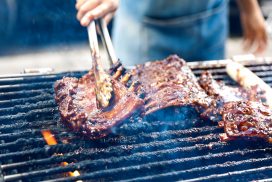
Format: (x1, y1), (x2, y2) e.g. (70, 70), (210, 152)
(76, 0), (119, 26)
(239, 3), (268, 55)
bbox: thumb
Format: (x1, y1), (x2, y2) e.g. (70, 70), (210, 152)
(104, 12), (115, 25)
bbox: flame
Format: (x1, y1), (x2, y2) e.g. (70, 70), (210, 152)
(41, 130), (57, 145)
(41, 130), (81, 179)
(61, 162), (81, 177)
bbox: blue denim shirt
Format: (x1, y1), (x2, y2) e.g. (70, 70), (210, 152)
(112, 0), (229, 66)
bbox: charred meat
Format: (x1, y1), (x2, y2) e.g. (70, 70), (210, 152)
(54, 71), (144, 139)
(129, 55), (212, 120)
(198, 71), (260, 121)
(199, 71), (272, 143)
(218, 101), (272, 143)
(55, 55), (213, 139)
(198, 71), (259, 103)
(55, 55), (271, 142)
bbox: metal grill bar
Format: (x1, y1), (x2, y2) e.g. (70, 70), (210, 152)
(0, 89), (52, 102)
(182, 166), (272, 182)
(39, 157), (272, 182)
(0, 108), (57, 125)
(121, 162), (272, 182)
(2, 147), (269, 174)
(0, 100), (56, 116)
(0, 120), (56, 132)
(0, 127), (218, 160)
(3, 144), (271, 181)
(0, 133), (219, 170)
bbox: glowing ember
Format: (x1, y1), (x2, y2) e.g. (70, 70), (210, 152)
(41, 130), (57, 145)
(41, 130), (82, 179)
(61, 162), (81, 177)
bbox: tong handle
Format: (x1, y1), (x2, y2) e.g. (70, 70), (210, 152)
(87, 21), (100, 57)
(87, 21), (113, 109)
(87, 21), (101, 76)
(96, 18), (118, 66)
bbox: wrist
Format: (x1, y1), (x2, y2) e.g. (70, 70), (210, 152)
(237, 0), (260, 15)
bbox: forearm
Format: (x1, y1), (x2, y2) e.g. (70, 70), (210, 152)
(236, 0), (261, 15)
(236, 0), (268, 54)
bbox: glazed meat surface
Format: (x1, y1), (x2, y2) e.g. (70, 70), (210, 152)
(218, 101), (272, 143)
(198, 71), (259, 103)
(54, 72), (144, 139)
(199, 71), (272, 143)
(55, 55), (213, 139)
(55, 55), (271, 142)
(129, 55), (212, 120)
(198, 71), (260, 121)
(55, 55), (213, 138)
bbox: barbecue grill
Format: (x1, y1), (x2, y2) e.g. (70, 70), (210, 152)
(1, 57), (272, 182)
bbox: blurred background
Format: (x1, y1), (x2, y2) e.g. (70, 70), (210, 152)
(0, 0), (272, 74)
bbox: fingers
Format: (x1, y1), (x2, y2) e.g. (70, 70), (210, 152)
(104, 12), (115, 24)
(243, 34), (254, 51)
(76, 0), (101, 25)
(254, 31), (268, 55)
(243, 29), (268, 55)
(76, 0), (118, 27)
(80, 11), (95, 26)
(75, 0), (87, 10)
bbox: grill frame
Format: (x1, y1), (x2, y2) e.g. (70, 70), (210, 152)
(0, 56), (272, 182)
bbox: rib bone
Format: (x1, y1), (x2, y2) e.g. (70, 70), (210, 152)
(128, 81), (141, 92)
(121, 73), (131, 84)
(113, 66), (124, 80)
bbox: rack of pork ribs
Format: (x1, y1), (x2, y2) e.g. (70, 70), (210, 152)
(54, 72), (144, 139)
(198, 71), (272, 143)
(54, 55), (272, 142)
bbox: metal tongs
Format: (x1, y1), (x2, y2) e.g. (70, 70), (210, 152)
(87, 19), (117, 109)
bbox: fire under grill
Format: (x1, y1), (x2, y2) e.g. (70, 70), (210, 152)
(0, 58), (272, 182)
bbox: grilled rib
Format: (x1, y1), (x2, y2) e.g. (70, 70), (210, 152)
(198, 71), (260, 121)
(198, 71), (260, 103)
(54, 71), (144, 139)
(129, 55), (212, 120)
(198, 71), (272, 143)
(219, 101), (272, 143)
(55, 55), (214, 138)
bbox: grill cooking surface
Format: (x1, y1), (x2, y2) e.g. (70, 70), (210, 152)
(0, 62), (272, 181)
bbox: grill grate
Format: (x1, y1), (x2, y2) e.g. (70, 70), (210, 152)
(0, 62), (272, 181)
